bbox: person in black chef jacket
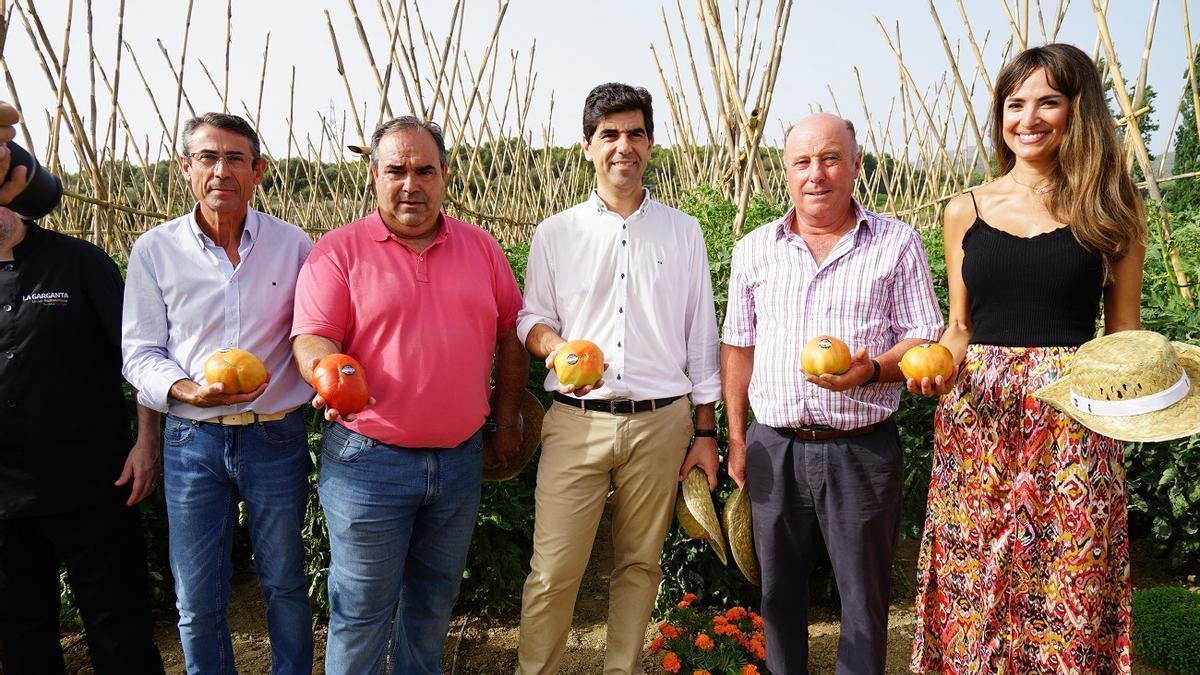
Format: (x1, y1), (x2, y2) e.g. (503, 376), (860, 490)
(0, 100), (164, 674)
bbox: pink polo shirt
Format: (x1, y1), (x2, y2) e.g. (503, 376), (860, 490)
(292, 211), (521, 448)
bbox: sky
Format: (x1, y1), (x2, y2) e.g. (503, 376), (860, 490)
(3, 0), (1196, 169)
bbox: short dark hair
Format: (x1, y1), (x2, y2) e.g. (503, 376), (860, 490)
(582, 83), (654, 141)
(370, 116), (448, 168)
(181, 113), (262, 159)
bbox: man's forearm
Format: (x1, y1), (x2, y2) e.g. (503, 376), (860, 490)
(876, 337), (931, 383)
(133, 399), (162, 446)
(720, 343), (754, 440)
(524, 323), (566, 361)
(494, 329), (530, 424)
(694, 402), (716, 430)
(292, 334), (342, 383)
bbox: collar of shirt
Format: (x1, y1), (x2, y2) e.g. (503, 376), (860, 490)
(587, 188), (652, 219)
(772, 199), (873, 243)
(187, 206), (259, 279)
(365, 209), (453, 251)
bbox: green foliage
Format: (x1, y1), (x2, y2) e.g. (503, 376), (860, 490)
(1125, 202), (1200, 571)
(1132, 586), (1200, 674)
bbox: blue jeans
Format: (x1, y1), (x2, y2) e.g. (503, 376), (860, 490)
(319, 423), (483, 675)
(163, 410), (313, 675)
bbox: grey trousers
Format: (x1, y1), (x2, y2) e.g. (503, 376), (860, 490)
(745, 420), (903, 675)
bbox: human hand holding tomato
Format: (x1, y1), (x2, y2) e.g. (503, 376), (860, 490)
(805, 347), (874, 392)
(901, 343), (958, 397)
(308, 356), (375, 422)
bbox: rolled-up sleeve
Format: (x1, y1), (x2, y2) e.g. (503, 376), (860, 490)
(684, 223), (720, 404)
(121, 242), (189, 412)
(515, 226), (560, 344)
(890, 232), (944, 342)
(721, 240), (757, 347)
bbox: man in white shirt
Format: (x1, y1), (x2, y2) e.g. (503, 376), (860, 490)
(515, 82), (721, 675)
(122, 113), (314, 674)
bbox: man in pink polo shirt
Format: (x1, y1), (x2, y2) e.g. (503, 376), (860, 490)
(291, 116), (528, 675)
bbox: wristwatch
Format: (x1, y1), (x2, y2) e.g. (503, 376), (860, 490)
(862, 359), (881, 385)
(692, 428), (719, 438)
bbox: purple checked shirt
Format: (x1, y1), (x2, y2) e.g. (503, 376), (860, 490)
(722, 201), (943, 430)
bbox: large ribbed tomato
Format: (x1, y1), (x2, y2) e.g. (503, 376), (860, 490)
(900, 343), (955, 382)
(311, 353), (370, 414)
(554, 339), (605, 388)
(801, 336), (851, 376)
(204, 347), (268, 393)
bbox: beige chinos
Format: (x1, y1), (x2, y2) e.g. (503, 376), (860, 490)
(516, 397), (693, 675)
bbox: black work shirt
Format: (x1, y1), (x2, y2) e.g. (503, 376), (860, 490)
(0, 222), (131, 518)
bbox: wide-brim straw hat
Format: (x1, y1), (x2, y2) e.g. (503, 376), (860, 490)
(1035, 330), (1200, 443)
(721, 486), (760, 586)
(675, 467), (727, 565)
(482, 389), (545, 481)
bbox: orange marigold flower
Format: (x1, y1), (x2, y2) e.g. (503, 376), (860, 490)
(752, 645), (766, 660)
(682, 593), (698, 603)
(659, 622), (680, 639)
(677, 600), (691, 609)
(742, 666), (760, 675)
(712, 615), (728, 626)
(662, 651), (682, 673)
(751, 613), (764, 630)
(693, 671), (711, 675)
(650, 636), (665, 653)
(725, 606), (748, 621)
(694, 633), (714, 651)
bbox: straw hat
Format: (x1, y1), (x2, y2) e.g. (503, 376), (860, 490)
(722, 486), (760, 586)
(1035, 330), (1200, 443)
(481, 389), (545, 481)
(675, 467), (727, 565)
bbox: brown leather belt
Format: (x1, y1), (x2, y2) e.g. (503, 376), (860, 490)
(788, 422), (880, 441)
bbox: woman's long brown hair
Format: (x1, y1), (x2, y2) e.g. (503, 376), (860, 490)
(990, 43), (1145, 281)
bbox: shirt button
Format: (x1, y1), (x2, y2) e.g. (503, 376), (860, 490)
(620, 273), (625, 279)
(622, 240), (627, 246)
(617, 374), (622, 380)
(617, 342), (621, 347)
(2, 304), (10, 312)
(618, 307), (623, 313)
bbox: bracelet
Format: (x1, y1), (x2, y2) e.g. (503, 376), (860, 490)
(692, 428), (719, 438)
(862, 359), (881, 386)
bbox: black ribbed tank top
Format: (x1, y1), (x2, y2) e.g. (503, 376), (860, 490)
(961, 192), (1103, 348)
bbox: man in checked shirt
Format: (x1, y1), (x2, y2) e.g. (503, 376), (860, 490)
(722, 113), (943, 675)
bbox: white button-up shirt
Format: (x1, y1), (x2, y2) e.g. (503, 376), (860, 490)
(723, 202), (944, 429)
(121, 206), (314, 419)
(517, 190), (720, 404)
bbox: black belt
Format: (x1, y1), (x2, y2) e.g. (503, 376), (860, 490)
(552, 393), (682, 414)
(784, 421), (882, 441)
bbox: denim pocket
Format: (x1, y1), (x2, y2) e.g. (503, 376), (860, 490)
(258, 411), (305, 447)
(321, 423), (374, 463)
(164, 416), (197, 447)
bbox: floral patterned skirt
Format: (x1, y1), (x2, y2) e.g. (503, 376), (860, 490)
(910, 344), (1131, 674)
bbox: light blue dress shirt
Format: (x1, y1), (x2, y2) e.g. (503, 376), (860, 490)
(121, 206), (314, 420)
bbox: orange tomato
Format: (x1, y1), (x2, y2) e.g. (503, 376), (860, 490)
(554, 339), (605, 387)
(311, 353), (370, 414)
(801, 336), (851, 376)
(203, 348), (268, 394)
(900, 343), (955, 382)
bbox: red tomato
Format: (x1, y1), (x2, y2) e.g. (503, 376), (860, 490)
(312, 354), (370, 414)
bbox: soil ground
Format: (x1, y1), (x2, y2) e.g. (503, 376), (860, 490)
(60, 504), (1183, 674)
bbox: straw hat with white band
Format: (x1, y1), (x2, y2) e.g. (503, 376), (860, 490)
(1034, 330), (1200, 443)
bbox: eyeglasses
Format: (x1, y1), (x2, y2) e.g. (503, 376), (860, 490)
(187, 151), (254, 169)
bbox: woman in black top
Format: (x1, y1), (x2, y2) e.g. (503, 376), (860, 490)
(909, 43), (1145, 674)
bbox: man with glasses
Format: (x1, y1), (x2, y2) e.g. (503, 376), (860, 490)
(122, 113), (314, 674)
